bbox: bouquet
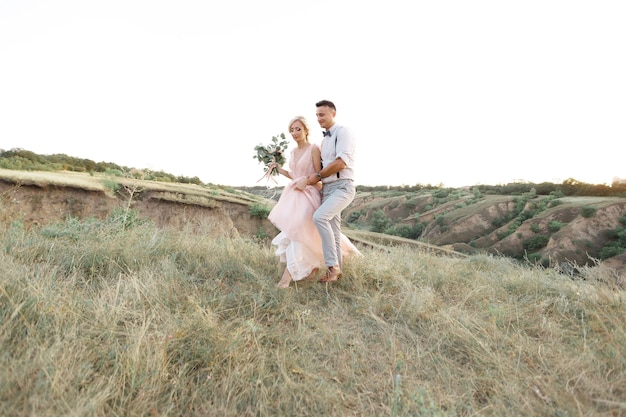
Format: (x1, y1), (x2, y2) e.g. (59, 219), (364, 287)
(253, 133), (289, 186)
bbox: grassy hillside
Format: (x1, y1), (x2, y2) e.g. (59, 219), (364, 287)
(345, 188), (626, 270)
(2, 149), (625, 269)
(2, 167), (625, 272)
(1, 211), (625, 416)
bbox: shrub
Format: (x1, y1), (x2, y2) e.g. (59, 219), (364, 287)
(519, 210), (535, 221)
(523, 235), (550, 251)
(348, 210), (364, 223)
(385, 224), (408, 238)
(103, 180), (120, 193)
(249, 203), (271, 219)
(508, 219), (522, 233)
(497, 230), (513, 240)
(104, 168), (125, 177)
(526, 254), (549, 267)
(411, 222), (425, 238)
(107, 208), (151, 230)
(530, 223), (540, 233)
(580, 206), (597, 218)
(548, 221), (566, 232)
(386, 222), (424, 240)
(526, 252), (542, 263)
(176, 175), (202, 185)
(433, 189), (449, 199)
(371, 210), (392, 233)
(600, 243), (625, 260)
(600, 225), (626, 259)
(404, 199), (418, 209)
(255, 228), (269, 240)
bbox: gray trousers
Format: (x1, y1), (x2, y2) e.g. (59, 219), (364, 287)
(313, 179), (356, 268)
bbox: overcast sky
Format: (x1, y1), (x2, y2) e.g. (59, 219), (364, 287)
(1, 0), (624, 187)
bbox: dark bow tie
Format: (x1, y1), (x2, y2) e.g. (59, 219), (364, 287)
(323, 131), (332, 137)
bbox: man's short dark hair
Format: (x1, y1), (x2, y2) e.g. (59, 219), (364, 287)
(316, 100), (336, 111)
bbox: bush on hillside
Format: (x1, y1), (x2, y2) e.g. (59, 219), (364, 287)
(580, 206), (597, 218)
(370, 210), (392, 233)
(523, 235), (550, 251)
(548, 221), (566, 232)
(385, 222), (424, 240)
(249, 203), (271, 219)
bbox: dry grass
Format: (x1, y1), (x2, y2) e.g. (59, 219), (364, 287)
(0, 168), (110, 191)
(0, 168), (263, 206)
(344, 229), (467, 258)
(1, 214), (625, 416)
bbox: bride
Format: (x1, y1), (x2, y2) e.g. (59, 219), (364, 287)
(267, 115), (360, 288)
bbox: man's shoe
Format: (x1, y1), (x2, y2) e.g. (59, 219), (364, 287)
(319, 266), (342, 283)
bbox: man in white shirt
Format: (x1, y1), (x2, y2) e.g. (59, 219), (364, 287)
(297, 100), (356, 283)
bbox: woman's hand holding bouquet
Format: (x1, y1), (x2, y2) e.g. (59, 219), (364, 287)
(253, 133), (289, 187)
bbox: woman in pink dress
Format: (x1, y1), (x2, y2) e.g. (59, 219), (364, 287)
(268, 116), (360, 289)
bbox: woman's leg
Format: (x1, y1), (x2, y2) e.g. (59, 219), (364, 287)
(277, 267), (292, 288)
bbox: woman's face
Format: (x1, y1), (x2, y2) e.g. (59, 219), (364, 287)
(289, 120), (306, 142)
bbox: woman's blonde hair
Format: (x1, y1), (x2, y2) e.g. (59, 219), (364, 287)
(288, 115), (310, 141)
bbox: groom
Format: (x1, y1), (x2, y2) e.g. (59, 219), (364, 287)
(296, 100), (356, 283)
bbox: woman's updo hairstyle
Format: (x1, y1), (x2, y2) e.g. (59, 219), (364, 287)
(288, 115), (310, 142)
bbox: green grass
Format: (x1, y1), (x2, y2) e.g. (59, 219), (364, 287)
(1, 214), (625, 416)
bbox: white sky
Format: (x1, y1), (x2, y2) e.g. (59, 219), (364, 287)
(1, 0), (624, 187)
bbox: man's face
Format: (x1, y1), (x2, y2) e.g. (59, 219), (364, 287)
(316, 106), (336, 130)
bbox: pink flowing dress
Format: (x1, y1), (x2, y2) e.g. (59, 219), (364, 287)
(268, 144), (360, 281)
